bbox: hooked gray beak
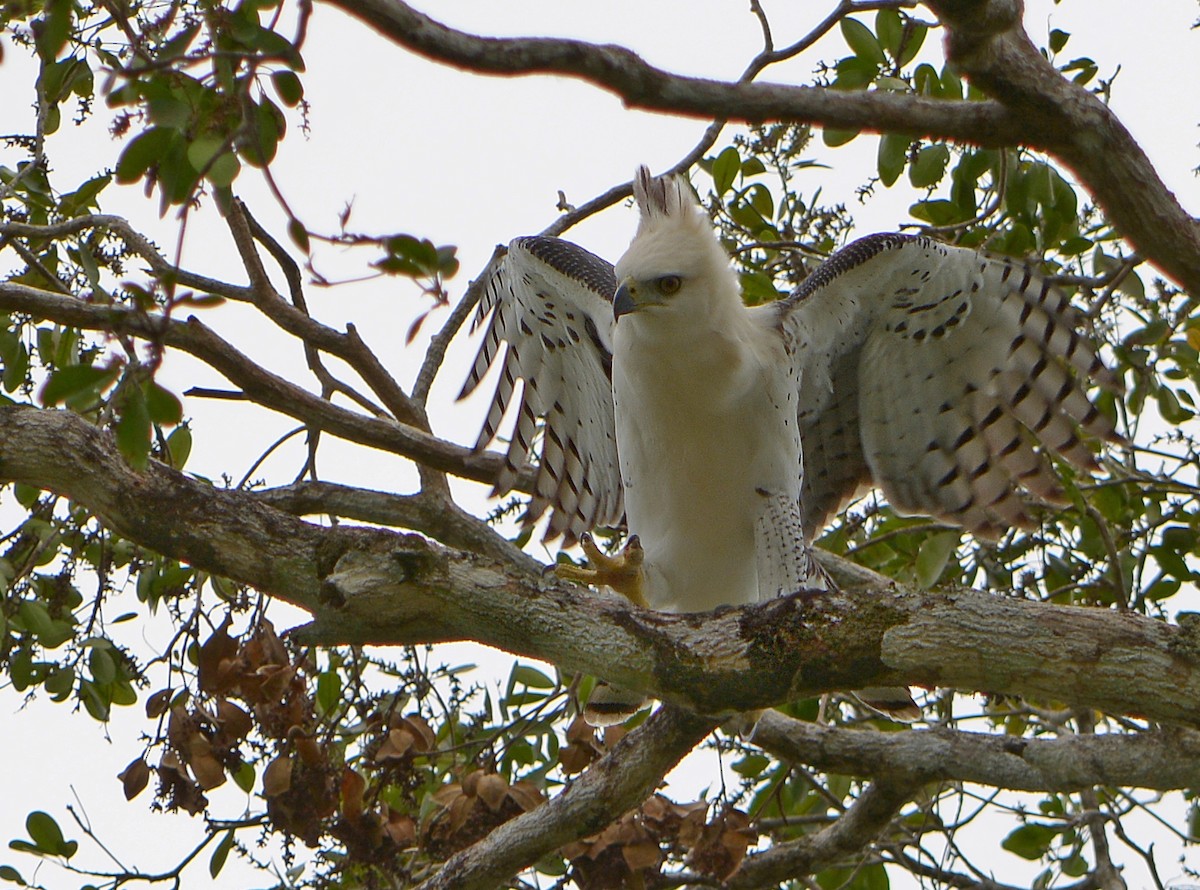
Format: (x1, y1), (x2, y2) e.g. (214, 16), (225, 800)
(613, 282), (636, 320)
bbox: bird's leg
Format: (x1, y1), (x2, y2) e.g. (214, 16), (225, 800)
(555, 533), (649, 608)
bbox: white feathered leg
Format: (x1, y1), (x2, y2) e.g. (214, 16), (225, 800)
(754, 490), (918, 722)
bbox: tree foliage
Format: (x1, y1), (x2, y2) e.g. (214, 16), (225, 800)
(1, 1), (1199, 888)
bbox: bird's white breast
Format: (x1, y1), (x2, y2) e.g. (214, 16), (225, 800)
(612, 310), (800, 613)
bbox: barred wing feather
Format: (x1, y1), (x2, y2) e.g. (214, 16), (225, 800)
(782, 234), (1122, 539)
(459, 237), (623, 543)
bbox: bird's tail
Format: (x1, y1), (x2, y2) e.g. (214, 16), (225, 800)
(583, 682), (649, 727)
(854, 686), (921, 722)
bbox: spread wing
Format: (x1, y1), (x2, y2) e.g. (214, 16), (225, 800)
(459, 236), (623, 543)
(780, 233), (1123, 539)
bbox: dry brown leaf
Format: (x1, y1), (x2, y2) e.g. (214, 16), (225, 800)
(566, 715), (595, 743)
(384, 810), (416, 847)
(475, 773), (509, 813)
(340, 767), (366, 823)
(447, 793), (474, 833)
(118, 757), (150, 801)
(687, 808), (754, 880)
(197, 616), (238, 694)
(216, 699), (253, 739)
(398, 714), (436, 751)
(375, 727), (416, 762)
(145, 688), (173, 719)
(622, 839), (661, 872)
(507, 780), (546, 812)
(257, 664), (297, 702)
(263, 755), (294, 797)
(187, 732), (227, 790)
(294, 734), (322, 766)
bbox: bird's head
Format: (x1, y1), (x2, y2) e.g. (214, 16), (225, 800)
(612, 166), (739, 322)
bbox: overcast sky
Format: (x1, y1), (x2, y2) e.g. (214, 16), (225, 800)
(2, 3), (1198, 887)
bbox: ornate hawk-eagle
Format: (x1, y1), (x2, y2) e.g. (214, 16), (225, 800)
(460, 167), (1120, 721)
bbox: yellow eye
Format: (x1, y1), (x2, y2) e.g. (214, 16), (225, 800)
(657, 275), (682, 295)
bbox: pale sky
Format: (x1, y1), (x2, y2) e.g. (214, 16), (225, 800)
(1, 3), (1198, 887)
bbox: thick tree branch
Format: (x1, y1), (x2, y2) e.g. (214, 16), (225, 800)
(418, 705), (716, 890)
(751, 712), (1200, 792)
(326, 0), (1021, 142)
(4, 405), (1200, 734)
(320, 0), (1200, 293)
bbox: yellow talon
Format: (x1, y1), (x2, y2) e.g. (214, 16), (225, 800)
(555, 533), (649, 609)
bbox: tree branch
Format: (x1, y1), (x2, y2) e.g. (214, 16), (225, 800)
(326, 0), (1021, 143)
(4, 405), (1200, 734)
(0, 281), (514, 488)
(320, 0), (1200, 293)
(730, 777), (917, 888)
(750, 711), (1200, 792)
(251, 479), (537, 569)
(418, 705), (716, 890)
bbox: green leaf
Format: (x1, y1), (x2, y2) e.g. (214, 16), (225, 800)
(316, 670), (342, 713)
(44, 666), (75, 700)
(206, 151), (239, 187)
(823, 128), (860, 147)
(209, 829), (235, 879)
(0, 864), (26, 884)
(145, 382), (183, 425)
(148, 94), (192, 130)
(908, 143), (950, 188)
(712, 147), (740, 196)
(875, 9), (902, 57)
(896, 22), (927, 67)
(908, 199), (959, 226)
(288, 219), (310, 253)
(1062, 854), (1088, 877)
(18, 600), (55, 638)
(39, 364), (118, 407)
(13, 483), (41, 508)
(915, 531), (958, 588)
(117, 385), (152, 470)
(1001, 822), (1058, 860)
(166, 425), (193, 468)
(832, 55), (879, 90)
(90, 647), (117, 685)
(840, 18), (885, 66)
(3, 342), (29, 393)
(233, 762), (256, 794)
(512, 664), (555, 689)
(24, 812), (68, 857)
(115, 127), (176, 185)
(272, 70), (304, 107)
(877, 133), (909, 187)
(1061, 57), (1098, 85)
(185, 136), (223, 172)
(158, 23), (200, 60)
(34, 0), (72, 62)
(1048, 29), (1070, 54)
(732, 753), (770, 778)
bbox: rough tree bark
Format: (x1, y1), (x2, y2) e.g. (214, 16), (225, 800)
(2, 405), (1198, 729)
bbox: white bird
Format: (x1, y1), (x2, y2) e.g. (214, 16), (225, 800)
(460, 167), (1121, 723)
